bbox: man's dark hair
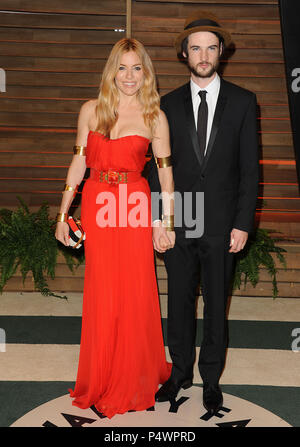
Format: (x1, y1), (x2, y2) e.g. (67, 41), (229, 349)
(181, 32), (224, 58)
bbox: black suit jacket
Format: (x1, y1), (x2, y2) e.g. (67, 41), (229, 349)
(148, 78), (259, 236)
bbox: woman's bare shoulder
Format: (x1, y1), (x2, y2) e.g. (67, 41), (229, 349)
(80, 99), (97, 116)
(159, 108), (168, 121)
(155, 109), (169, 133)
(77, 99), (97, 130)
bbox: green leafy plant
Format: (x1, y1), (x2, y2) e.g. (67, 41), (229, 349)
(233, 228), (287, 298)
(0, 197), (84, 299)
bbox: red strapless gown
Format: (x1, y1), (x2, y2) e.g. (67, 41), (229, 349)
(69, 131), (171, 418)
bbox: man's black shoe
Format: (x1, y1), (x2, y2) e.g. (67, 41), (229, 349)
(155, 378), (193, 402)
(202, 383), (223, 415)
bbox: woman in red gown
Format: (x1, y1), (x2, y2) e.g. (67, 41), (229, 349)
(55, 38), (174, 418)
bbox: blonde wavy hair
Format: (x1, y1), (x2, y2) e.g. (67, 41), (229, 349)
(95, 38), (160, 138)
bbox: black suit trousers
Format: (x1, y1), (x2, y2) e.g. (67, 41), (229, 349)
(163, 230), (235, 386)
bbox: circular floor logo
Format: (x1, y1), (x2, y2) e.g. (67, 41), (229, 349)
(11, 386), (290, 427)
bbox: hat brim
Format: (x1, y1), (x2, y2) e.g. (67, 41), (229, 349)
(175, 26), (232, 55)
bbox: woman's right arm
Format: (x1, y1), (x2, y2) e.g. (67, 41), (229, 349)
(55, 100), (92, 246)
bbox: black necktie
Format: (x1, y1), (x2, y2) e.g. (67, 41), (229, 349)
(197, 90), (208, 160)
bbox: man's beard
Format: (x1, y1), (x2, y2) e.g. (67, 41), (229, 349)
(187, 59), (219, 78)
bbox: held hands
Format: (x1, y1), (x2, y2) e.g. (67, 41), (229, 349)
(55, 222), (70, 246)
(229, 228), (248, 253)
(152, 220), (175, 253)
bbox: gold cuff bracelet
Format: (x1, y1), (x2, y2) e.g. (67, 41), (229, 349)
(162, 215), (174, 231)
(62, 184), (78, 196)
(165, 225), (174, 232)
(73, 145), (86, 156)
(155, 155), (172, 168)
(56, 213), (69, 223)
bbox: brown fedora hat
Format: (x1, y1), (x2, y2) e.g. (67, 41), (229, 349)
(175, 10), (232, 55)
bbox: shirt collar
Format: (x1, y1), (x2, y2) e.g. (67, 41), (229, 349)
(190, 73), (220, 99)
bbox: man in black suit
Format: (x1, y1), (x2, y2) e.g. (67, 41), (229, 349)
(148, 11), (259, 415)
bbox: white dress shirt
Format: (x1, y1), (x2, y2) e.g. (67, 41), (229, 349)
(153, 74), (220, 223)
(190, 73), (220, 154)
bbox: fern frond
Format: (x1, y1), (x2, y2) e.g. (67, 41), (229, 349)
(233, 228), (287, 299)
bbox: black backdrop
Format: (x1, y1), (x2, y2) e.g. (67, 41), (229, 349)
(279, 0), (300, 186)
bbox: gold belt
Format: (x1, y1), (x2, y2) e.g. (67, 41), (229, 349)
(90, 168), (142, 185)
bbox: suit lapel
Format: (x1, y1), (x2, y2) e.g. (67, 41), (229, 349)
(183, 83), (202, 166)
(200, 80), (228, 174)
